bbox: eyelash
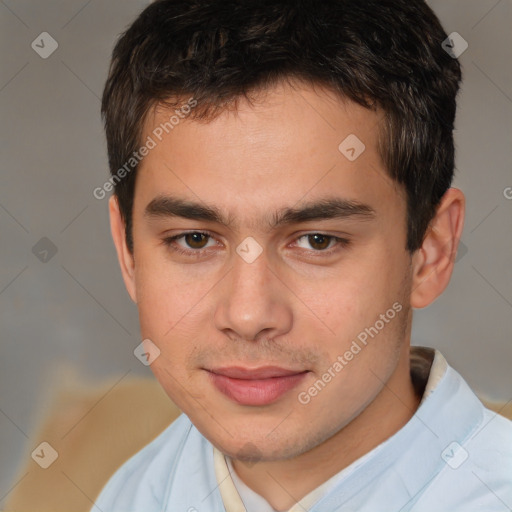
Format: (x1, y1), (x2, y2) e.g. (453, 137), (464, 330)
(161, 231), (351, 258)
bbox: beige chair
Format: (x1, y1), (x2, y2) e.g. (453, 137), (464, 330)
(4, 373), (181, 512)
(4, 373), (512, 512)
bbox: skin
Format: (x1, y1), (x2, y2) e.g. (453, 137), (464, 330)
(109, 79), (465, 511)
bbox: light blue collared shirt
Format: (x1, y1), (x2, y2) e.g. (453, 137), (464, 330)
(91, 348), (512, 511)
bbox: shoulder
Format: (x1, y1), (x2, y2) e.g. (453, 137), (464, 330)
(416, 405), (512, 511)
(91, 413), (196, 512)
(410, 352), (512, 510)
(465, 406), (512, 486)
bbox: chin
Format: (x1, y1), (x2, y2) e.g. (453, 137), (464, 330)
(203, 422), (313, 463)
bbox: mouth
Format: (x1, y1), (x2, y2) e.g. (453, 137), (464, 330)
(205, 366), (310, 406)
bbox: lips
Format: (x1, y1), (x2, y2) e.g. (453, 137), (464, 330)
(210, 366), (303, 379)
(206, 366), (309, 406)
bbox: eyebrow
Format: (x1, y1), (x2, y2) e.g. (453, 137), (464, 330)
(144, 195), (376, 230)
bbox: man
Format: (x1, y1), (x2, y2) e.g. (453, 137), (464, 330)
(92, 0), (512, 510)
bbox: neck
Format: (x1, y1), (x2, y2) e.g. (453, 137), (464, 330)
(232, 343), (422, 511)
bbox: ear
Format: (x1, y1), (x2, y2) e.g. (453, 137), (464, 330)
(109, 195), (137, 303)
(410, 188), (465, 309)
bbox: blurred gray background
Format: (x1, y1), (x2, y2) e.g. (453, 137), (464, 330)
(0, 0), (511, 506)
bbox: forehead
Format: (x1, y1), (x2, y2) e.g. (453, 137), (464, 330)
(135, 80), (404, 228)
(143, 80), (380, 150)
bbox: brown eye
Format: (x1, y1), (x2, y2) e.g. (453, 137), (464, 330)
(294, 233), (350, 254)
(163, 231), (215, 255)
(307, 234), (332, 250)
(183, 232), (210, 249)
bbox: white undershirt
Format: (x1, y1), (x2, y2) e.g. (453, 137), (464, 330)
(225, 456), (279, 512)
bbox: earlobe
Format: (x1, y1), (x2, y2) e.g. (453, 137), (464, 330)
(109, 195), (137, 303)
(410, 188), (465, 309)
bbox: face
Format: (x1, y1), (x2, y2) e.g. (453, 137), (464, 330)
(122, 81), (414, 461)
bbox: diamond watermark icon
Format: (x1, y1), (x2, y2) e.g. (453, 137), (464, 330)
(31, 32), (59, 59)
(31, 441), (58, 469)
(236, 237), (263, 264)
(32, 237), (58, 263)
(442, 32), (468, 59)
(441, 441), (468, 469)
(338, 134), (365, 161)
(236, 442), (264, 468)
(134, 338), (161, 366)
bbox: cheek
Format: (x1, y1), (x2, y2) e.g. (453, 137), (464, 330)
(135, 270), (169, 337)
(134, 250), (198, 333)
(305, 249), (410, 364)
(133, 254), (208, 376)
(309, 263), (398, 333)
(295, 302), (409, 429)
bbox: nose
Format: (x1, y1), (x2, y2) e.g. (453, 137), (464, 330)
(213, 245), (293, 343)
